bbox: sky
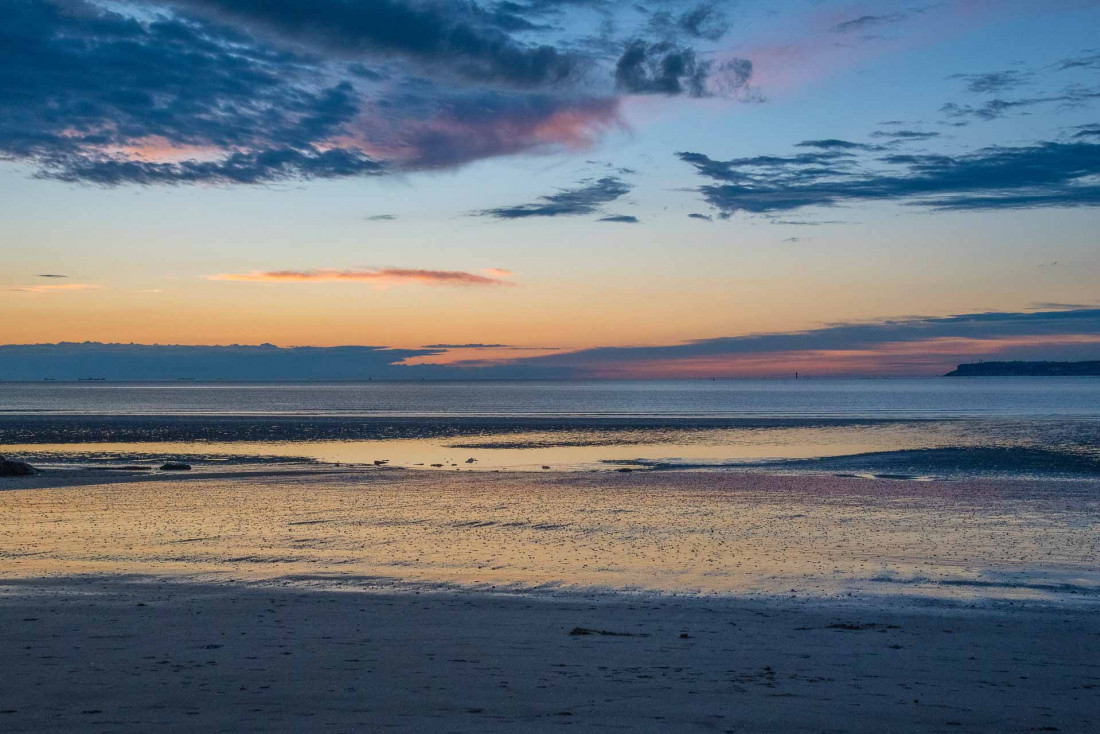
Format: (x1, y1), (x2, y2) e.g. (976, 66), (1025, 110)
(2, 0), (1100, 377)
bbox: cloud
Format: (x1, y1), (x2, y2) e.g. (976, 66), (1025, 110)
(1074, 123), (1100, 139)
(421, 343), (560, 350)
(3, 0), (382, 185)
(677, 3), (731, 41)
(796, 139), (881, 151)
(1054, 50), (1100, 71)
(869, 130), (940, 141)
(614, 40), (710, 97)
(597, 214), (640, 223)
(831, 13), (907, 35)
(482, 267), (514, 277)
(481, 307), (1100, 377)
(44, 147), (386, 186)
(678, 138), (1100, 215)
(207, 268), (515, 286)
(0, 0), (626, 185)
(645, 3), (732, 42)
(365, 214), (396, 221)
(9, 283), (101, 294)
(36, 274), (68, 278)
(8, 307), (1099, 379)
(369, 90), (622, 170)
(422, 343), (512, 349)
(939, 50), (1100, 124)
(949, 70), (1030, 94)
(5, 1), (757, 187)
(687, 213), (712, 221)
(0, 342), (441, 380)
(940, 86), (1100, 122)
(478, 175), (631, 218)
(769, 219), (848, 226)
(165, 0), (583, 88)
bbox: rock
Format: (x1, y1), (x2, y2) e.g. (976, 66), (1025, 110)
(616, 467), (633, 473)
(159, 462), (191, 471)
(0, 458), (38, 476)
(465, 458), (477, 464)
(374, 460), (388, 466)
(542, 465), (551, 470)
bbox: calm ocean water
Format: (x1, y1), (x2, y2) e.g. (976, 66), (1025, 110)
(2, 379), (1099, 477)
(2, 378), (1100, 417)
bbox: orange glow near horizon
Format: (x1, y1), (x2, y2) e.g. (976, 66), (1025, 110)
(569, 335), (1100, 378)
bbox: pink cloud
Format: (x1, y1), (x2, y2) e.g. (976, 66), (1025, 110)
(207, 268), (515, 287)
(9, 283), (102, 294)
(340, 96), (624, 170)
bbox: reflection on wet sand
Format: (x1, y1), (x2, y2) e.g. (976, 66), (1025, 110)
(3, 468), (1098, 604)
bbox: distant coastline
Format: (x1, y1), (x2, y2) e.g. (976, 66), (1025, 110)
(945, 360), (1100, 377)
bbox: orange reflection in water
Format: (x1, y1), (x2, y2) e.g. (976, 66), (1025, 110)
(2, 470), (1097, 603)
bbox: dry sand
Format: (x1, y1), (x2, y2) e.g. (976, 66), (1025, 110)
(2, 468), (1099, 731)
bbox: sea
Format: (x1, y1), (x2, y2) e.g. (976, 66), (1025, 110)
(2, 378), (1099, 478)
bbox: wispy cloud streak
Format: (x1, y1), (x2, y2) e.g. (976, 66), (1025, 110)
(207, 268), (515, 287)
(478, 176), (631, 219)
(9, 283), (101, 294)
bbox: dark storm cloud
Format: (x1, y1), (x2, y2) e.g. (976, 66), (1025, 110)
(478, 175), (631, 218)
(614, 40), (710, 97)
(165, 0), (583, 88)
(678, 139), (1100, 215)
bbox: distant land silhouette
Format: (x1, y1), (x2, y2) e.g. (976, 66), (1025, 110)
(945, 361), (1100, 377)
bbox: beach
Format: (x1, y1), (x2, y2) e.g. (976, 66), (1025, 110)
(2, 467), (1099, 731)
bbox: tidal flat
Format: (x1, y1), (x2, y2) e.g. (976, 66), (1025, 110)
(1, 467), (1099, 731)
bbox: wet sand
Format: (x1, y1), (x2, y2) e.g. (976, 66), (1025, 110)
(2, 576), (1098, 732)
(2, 468), (1099, 731)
